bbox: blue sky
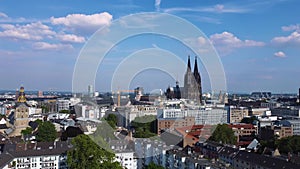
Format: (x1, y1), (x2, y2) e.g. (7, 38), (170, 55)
(0, 0), (299, 93)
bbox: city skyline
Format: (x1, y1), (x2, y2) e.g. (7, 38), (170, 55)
(0, 0), (300, 93)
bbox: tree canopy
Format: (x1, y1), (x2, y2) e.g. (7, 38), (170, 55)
(59, 109), (70, 114)
(105, 114), (117, 128)
(276, 136), (300, 154)
(21, 127), (33, 136)
(131, 115), (157, 138)
(67, 134), (122, 169)
(143, 162), (165, 169)
(209, 124), (237, 145)
(241, 116), (258, 124)
(21, 127), (33, 141)
(36, 121), (57, 142)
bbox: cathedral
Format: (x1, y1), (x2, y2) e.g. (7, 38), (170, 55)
(183, 56), (203, 104)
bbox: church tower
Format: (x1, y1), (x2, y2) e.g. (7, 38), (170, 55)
(183, 56), (203, 104)
(12, 86), (30, 136)
(17, 86), (27, 103)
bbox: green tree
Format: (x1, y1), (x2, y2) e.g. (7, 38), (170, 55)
(209, 124), (237, 145)
(105, 114), (117, 128)
(144, 162), (165, 169)
(35, 119), (43, 125)
(241, 116), (258, 124)
(59, 110), (70, 114)
(21, 127), (33, 141)
(36, 121), (57, 142)
(21, 127), (33, 135)
(131, 115), (157, 138)
(67, 134), (122, 169)
(276, 136), (300, 154)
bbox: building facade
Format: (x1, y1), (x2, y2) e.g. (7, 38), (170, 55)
(228, 107), (249, 123)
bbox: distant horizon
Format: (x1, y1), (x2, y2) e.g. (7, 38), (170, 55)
(0, 88), (298, 96)
(1, 1), (300, 93)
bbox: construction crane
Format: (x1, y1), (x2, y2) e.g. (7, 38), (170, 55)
(112, 90), (136, 107)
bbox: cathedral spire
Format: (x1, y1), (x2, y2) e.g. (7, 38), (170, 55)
(194, 56), (199, 74)
(193, 56), (202, 103)
(187, 55), (191, 71)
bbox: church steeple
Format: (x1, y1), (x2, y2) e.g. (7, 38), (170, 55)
(17, 86), (26, 103)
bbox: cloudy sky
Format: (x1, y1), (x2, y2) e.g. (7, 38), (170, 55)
(0, 0), (299, 93)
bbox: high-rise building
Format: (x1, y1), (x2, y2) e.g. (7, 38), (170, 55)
(183, 56), (202, 103)
(88, 85), (94, 97)
(37, 90), (43, 97)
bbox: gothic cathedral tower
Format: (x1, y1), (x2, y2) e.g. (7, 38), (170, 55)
(184, 56), (203, 104)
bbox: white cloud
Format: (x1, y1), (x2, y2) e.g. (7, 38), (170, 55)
(0, 22), (55, 40)
(56, 34), (85, 43)
(210, 31), (265, 47)
(0, 12), (8, 18)
(209, 32), (265, 55)
(32, 42), (73, 51)
(164, 4), (249, 13)
(50, 12), (113, 34)
(155, 0), (161, 12)
(271, 31), (300, 45)
(282, 24), (300, 32)
(274, 51), (286, 58)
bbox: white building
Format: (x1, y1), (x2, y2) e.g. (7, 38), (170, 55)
(115, 151), (137, 169)
(74, 103), (100, 120)
(134, 138), (171, 169)
(0, 141), (70, 169)
(109, 140), (137, 169)
(114, 105), (158, 128)
(188, 108), (228, 125)
(28, 107), (42, 115)
(69, 97), (81, 106)
(56, 99), (70, 112)
(158, 107), (228, 125)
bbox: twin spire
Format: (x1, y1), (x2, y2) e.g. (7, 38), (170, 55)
(184, 55), (202, 103)
(187, 55), (199, 73)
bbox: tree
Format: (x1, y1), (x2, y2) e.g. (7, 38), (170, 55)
(59, 109), (70, 114)
(105, 114), (117, 128)
(131, 115), (157, 138)
(36, 121), (57, 142)
(35, 119), (43, 125)
(144, 162), (165, 169)
(67, 134), (122, 169)
(21, 127), (33, 136)
(61, 126), (84, 141)
(21, 127), (33, 141)
(241, 116), (258, 124)
(276, 136), (300, 154)
(209, 124), (237, 145)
